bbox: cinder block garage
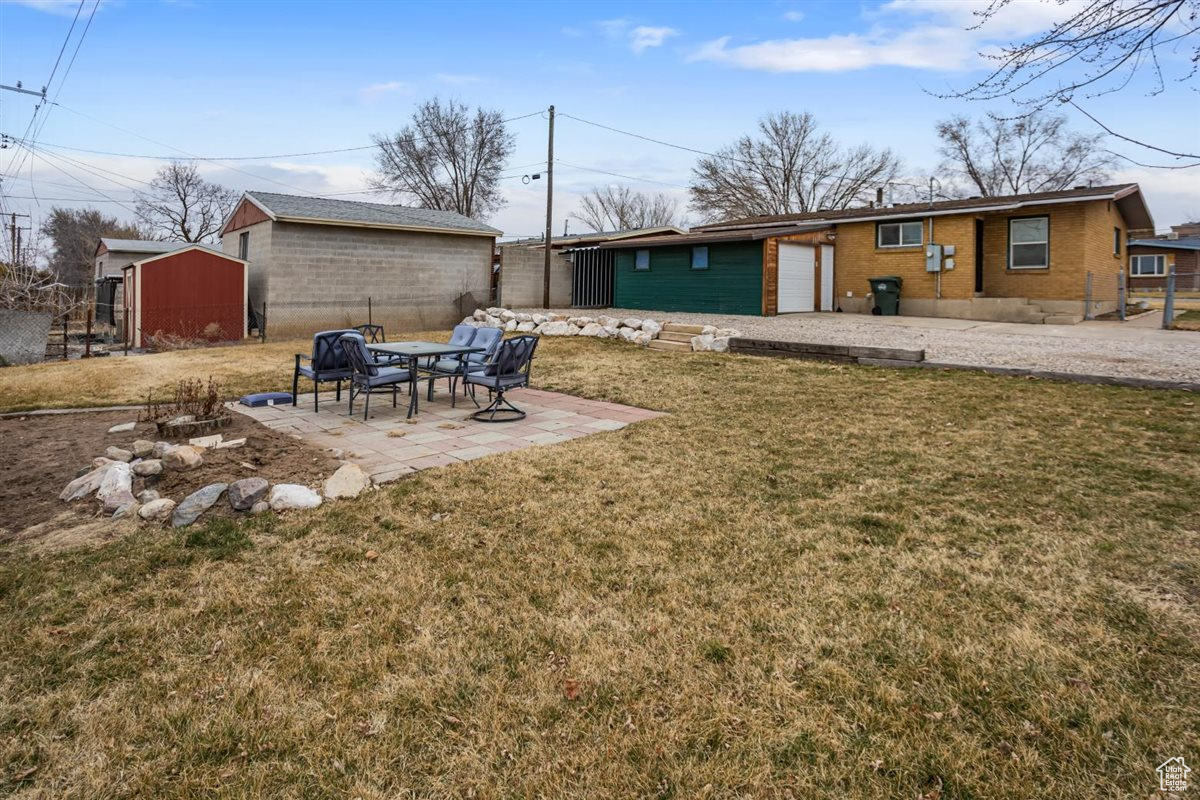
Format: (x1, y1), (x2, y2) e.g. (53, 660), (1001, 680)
(122, 245), (248, 348)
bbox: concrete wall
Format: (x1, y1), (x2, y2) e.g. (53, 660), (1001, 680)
(0, 310), (52, 365)
(221, 221), (273, 310)
(499, 244), (572, 308)
(249, 222), (492, 335)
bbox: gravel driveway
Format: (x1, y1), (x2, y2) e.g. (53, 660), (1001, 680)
(542, 308), (1200, 383)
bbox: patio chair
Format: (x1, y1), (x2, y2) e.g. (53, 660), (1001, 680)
(463, 334), (539, 422)
(423, 324), (484, 406)
(354, 324), (385, 343)
(293, 329), (356, 411)
(338, 333), (414, 420)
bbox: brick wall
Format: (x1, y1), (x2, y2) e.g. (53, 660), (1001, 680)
(1128, 245), (1200, 290)
(498, 244), (572, 308)
(233, 222), (491, 335)
(833, 200), (1127, 307)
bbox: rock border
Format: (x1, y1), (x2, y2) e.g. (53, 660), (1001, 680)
(462, 307), (742, 352)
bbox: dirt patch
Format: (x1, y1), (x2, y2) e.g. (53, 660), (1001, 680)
(0, 409), (339, 542)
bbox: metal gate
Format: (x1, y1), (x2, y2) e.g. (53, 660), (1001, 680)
(569, 247), (614, 308)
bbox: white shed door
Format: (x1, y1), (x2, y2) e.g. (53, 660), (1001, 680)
(820, 244), (834, 311)
(777, 243), (815, 313)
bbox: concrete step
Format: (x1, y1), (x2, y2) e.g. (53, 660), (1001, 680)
(656, 330), (695, 343)
(662, 322), (706, 335)
(647, 339), (694, 353)
(1043, 314), (1083, 325)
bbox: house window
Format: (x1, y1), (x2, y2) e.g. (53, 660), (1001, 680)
(1130, 254), (1166, 276)
(634, 249), (650, 270)
(692, 246), (709, 270)
(877, 220), (923, 248)
(1008, 216), (1049, 269)
(1113, 227), (1122, 256)
(238, 232), (249, 260)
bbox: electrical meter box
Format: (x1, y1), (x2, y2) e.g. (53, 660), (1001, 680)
(925, 243), (944, 273)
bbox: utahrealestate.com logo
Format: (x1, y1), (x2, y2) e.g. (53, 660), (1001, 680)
(1158, 757), (1191, 793)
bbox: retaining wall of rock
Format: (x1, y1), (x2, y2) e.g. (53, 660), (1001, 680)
(461, 307), (741, 352)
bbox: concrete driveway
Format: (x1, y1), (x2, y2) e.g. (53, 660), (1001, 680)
(548, 308), (1200, 383)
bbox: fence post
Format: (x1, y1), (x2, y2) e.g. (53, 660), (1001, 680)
(260, 301), (268, 343)
(61, 318), (68, 361)
(368, 297), (373, 325)
(1162, 267), (1176, 330)
(1117, 271), (1126, 321)
(1084, 272), (1094, 320)
(85, 308), (93, 357)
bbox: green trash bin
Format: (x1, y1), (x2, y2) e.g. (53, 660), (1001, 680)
(869, 276), (903, 316)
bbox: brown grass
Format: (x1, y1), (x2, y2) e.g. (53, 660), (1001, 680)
(1, 337), (1198, 797)
(1171, 310), (1200, 331)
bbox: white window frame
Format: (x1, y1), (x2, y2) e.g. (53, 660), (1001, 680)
(1130, 254), (1166, 276)
(1009, 216), (1049, 270)
(877, 220), (923, 248)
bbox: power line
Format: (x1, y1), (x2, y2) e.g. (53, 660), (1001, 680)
(555, 160), (688, 189)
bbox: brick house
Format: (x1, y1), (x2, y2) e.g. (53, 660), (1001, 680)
(599, 184), (1153, 324)
(220, 192), (501, 334)
(1127, 221), (1200, 291)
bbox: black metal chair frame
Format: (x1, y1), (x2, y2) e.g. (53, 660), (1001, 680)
(339, 334), (413, 420)
(464, 335), (538, 423)
(293, 329), (356, 412)
(354, 324), (385, 343)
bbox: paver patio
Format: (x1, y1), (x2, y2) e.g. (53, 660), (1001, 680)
(233, 386), (663, 484)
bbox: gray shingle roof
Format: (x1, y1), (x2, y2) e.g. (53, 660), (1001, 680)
(1129, 236), (1200, 252)
(246, 191), (501, 236)
(98, 238), (189, 254)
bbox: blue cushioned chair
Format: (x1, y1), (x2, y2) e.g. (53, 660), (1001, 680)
(293, 329), (356, 411)
(428, 325), (505, 408)
(338, 333), (414, 420)
(464, 334), (538, 422)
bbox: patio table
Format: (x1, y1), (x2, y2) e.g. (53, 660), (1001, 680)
(367, 340), (485, 418)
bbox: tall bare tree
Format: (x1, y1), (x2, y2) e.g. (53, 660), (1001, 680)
(689, 111), (901, 222)
(946, 0), (1200, 160)
(935, 112), (1114, 197)
(39, 207), (147, 285)
(371, 98), (515, 220)
(571, 186), (682, 232)
(134, 162), (238, 243)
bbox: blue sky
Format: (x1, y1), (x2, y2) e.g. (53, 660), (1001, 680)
(1, 0), (1196, 246)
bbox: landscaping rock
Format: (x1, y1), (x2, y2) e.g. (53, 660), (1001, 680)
(516, 321), (536, 332)
(567, 316), (593, 327)
(92, 456), (113, 468)
(60, 460), (119, 501)
(131, 439), (156, 458)
(597, 315), (620, 328)
(172, 483), (228, 528)
(711, 337), (731, 353)
(152, 441), (172, 458)
(189, 434), (223, 449)
(621, 318), (643, 330)
(133, 459), (163, 477)
(104, 446), (134, 463)
(540, 321), (576, 336)
(578, 322), (604, 337)
(602, 325), (620, 338)
(228, 477), (269, 511)
(618, 327), (640, 343)
(215, 437), (246, 449)
(701, 325), (718, 336)
(691, 334), (715, 352)
(137, 489), (160, 504)
(515, 312), (532, 322)
(472, 308), (487, 321)
(486, 306), (503, 317)
(323, 463), (371, 500)
(165, 415), (195, 426)
(163, 445), (204, 471)
(633, 331), (654, 347)
(504, 319), (518, 332)
(250, 501), (270, 515)
(112, 501), (140, 519)
(532, 313), (550, 325)
(499, 309), (516, 322)
(269, 483), (323, 512)
(484, 315), (502, 328)
(97, 462), (135, 514)
(107, 421), (136, 433)
(138, 498), (176, 523)
(641, 319), (663, 338)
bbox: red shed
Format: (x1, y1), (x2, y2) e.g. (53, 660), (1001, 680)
(122, 245), (248, 348)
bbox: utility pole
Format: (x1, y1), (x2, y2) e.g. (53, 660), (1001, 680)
(542, 104), (555, 309)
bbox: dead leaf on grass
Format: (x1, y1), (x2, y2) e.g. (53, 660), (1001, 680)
(365, 550), (380, 561)
(387, 430), (407, 438)
(563, 679), (581, 701)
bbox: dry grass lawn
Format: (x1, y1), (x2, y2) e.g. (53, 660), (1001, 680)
(1, 337), (1198, 798)
(1172, 310), (1200, 331)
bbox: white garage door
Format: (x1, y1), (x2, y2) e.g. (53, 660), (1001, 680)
(777, 242), (815, 313)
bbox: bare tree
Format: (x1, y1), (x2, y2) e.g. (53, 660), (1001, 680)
(134, 162), (238, 243)
(571, 186), (682, 232)
(689, 111), (902, 222)
(947, 0), (1200, 160)
(935, 112), (1114, 197)
(39, 207), (148, 285)
(371, 98), (515, 220)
